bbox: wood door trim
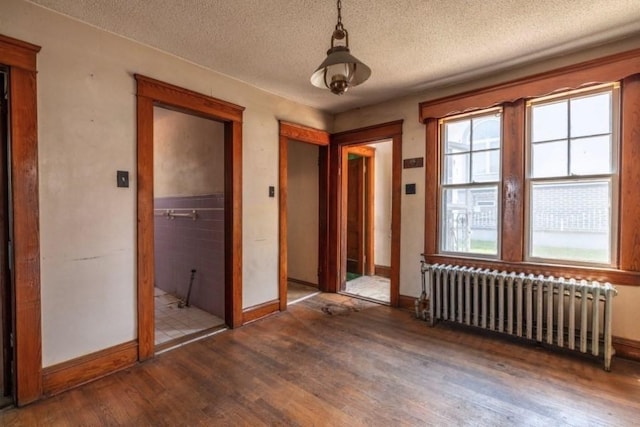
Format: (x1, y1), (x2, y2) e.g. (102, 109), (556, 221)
(0, 35), (40, 72)
(0, 33), (42, 406)
(278, 121), (330, 310)
(346, 146), (375, 275)
(329, 120), (403, 307)
(280, 121), (330, 146)
(136, 75), (244, 361)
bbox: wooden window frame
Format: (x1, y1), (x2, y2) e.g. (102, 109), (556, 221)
(524, 84), (620, 267)
(438, 108), (503, 258)
(421, 48), (640, 286)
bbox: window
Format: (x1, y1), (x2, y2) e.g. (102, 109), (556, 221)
(422, 48), (640, 285)
(440, 109), (502, 256)
(526, 84), (619, 265)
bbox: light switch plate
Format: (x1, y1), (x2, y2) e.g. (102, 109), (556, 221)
(117, 170), (129, 188)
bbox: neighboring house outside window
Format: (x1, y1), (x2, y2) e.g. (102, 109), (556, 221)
(526, 84), (618, 266)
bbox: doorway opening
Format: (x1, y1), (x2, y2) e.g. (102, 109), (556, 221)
(278, 121), (329, 309)
(285, 140), (322, 305)
(329, 120), (402, 306)
(0, 68), (13, 408)
(152, 107), (226, 351)
(136, 75), (244, 361)
(343, 141), (392, 303)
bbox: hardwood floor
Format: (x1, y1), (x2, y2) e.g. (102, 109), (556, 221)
(2, 292), (639, 426)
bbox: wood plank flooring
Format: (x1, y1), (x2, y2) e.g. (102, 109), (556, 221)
(2, 292), (639, 426)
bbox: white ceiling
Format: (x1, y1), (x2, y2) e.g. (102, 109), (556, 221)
(27, 0), (640, 113)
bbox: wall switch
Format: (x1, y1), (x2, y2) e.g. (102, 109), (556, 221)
(117, 170), (129, 188)
(269, 186), (275, 197)
(405, 183), (416, 195)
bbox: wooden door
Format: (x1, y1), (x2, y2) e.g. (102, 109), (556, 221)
(346, 156), (364, 275)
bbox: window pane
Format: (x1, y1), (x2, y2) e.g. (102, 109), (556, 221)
(532, 101), (567, 142)
(472, 115), (501, 150)
(570, 135), (611, 175)
(570, 92), (611, 138)
(445, 120), (470, 153)
(532, 140), (568, 178)
(530, 181), (610, 264)
(444, 153), (469, 184)
(471, 150), (500, 182)
(442, 187), (498, 255)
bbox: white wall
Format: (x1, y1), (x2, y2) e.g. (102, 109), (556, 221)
(287, 141), (319, 285)
(2, 0), (331, 366)
(334, 35), (640, 342)
(153, 107), (225, 197)
(369, 140), (392, 267)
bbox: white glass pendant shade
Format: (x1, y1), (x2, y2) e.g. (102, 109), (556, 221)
(311, 46), (371, 95)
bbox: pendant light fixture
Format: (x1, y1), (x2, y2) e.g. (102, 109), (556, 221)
(310, 0), (371, 95)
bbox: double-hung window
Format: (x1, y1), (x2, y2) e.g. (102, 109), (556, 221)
(440, 108), (502, 256)
(526, 84), (619, 265)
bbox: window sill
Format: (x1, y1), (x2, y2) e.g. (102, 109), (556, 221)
(423, 253), (640, 286)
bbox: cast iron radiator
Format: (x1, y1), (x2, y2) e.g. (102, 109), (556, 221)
(425, 263), (618, 370)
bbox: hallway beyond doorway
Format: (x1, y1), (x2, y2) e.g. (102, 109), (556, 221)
(344, 275), (390, 303)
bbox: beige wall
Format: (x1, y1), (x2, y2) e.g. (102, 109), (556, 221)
(369, 140), (392, 267)
(287, 141), (319, 285)
(2, 0), (640, 369)
(2, 0), (331, 366)
(334, 34), (640, 342)
(153, 107), (225, 197)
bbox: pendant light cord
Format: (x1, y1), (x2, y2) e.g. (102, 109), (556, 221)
(335, 0), (344, 33)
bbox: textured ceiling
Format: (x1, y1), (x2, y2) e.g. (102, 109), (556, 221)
(26, 0), (640, 113)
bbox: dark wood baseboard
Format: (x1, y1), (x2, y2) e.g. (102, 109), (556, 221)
(398, 294), (416, 311)
(374, 265), (391, 278)
(287, 277), (318, 288)
(242, 300), (280, 324)
(42, 340), (138, 397)
(613, 336), (640, 362)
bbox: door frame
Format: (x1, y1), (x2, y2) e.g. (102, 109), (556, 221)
(345, 145), (375, 277)
(329, 121), (403, 306)
(0, 34), (42, 406)
(278, 121), (330, 310)
(136, 75), (244, 361)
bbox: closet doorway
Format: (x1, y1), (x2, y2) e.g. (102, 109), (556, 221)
(278, 121), (329, 308)
(136, 75), (244, 361)
(152, 107), (227, 351)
